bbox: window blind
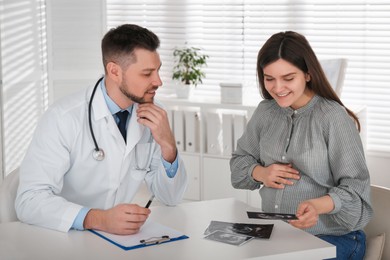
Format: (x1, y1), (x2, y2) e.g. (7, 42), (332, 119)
(106, 0), (390, 154)
(0, 0), (48, 176)
(107, 0), (246, 98)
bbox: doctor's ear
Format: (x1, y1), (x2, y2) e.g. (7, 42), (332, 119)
(106, 62), (122, 82)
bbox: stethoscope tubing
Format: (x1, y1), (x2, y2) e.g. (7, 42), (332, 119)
(88, 76), (153, 167)
(89, 76), (104, 154)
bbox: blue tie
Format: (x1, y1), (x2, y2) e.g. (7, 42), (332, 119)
(116, 110), (129, 142)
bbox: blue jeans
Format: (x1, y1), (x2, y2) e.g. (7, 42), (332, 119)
(317, 230), (366, 260)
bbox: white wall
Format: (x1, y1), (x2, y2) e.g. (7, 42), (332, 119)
(46, 0), (105, 103)
(366, 154), (390, 188)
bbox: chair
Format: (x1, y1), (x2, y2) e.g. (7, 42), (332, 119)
(364, 185), (390, 260)
(0, 167), (19, 223)
(319, 58), (348, 97)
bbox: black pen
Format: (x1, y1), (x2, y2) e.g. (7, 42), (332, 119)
(145, 195), (155, 208)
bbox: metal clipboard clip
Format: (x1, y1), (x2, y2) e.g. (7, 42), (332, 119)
(140, 235), (171, 245)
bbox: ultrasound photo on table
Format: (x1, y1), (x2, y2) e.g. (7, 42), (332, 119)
(204, 230), (254, 246)
(204, 221), (274, 239)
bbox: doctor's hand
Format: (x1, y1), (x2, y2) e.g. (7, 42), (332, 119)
(84, 204), (151, 235)
(252, 163), (300, 189)
(137, 103), (177, 163)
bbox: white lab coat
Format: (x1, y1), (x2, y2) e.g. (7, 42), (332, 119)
(15, 84), (188, 232)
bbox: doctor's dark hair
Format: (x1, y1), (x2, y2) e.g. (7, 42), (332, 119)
(101, 24), (160, 70)
(256, 31), (360, 130)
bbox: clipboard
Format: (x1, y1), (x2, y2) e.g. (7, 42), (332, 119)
(90, 220), (189, 251)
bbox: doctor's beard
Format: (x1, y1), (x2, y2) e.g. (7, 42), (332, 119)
(119, 83), (157, 104)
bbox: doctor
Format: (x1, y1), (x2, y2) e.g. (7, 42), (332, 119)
(15, 24), (188, 235)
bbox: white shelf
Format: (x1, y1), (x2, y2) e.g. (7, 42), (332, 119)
(159, 96), (257, 206)
(157, 93), (259, 111)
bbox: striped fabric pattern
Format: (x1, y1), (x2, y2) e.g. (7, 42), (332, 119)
(230, 95), (373, 235)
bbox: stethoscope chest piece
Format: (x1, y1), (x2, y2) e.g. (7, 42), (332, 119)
(92, 148), (105, 161)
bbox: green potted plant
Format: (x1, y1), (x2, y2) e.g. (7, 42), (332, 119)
(172, 44), (208, 98)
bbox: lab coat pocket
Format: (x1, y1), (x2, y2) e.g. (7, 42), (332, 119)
(131, 142), (154, 180)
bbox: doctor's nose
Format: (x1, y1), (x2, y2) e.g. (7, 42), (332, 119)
(152, 74), (162, 87)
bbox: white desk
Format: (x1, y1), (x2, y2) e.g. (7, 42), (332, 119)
(0, 198), (335, 260)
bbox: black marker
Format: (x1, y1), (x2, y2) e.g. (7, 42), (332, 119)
(145, 195), (155, 208)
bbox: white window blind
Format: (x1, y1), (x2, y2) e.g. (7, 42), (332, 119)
(106, 0), (390, 154)
(0, 0), (48, 177)
(106, 0), (247, 98)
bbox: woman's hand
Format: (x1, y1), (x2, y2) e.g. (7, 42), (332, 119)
(252, 163), (300, 189)
(289, 201), (319, 229)
(289, 195), (334, 229)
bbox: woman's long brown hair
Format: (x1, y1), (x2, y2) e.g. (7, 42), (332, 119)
(256, 31), (360, 131)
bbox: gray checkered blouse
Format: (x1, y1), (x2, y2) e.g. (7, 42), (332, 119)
(230, 95), (373, 235)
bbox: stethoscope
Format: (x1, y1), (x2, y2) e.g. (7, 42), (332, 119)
(88, 76), (153, 170)
(89, 76), (105, 161)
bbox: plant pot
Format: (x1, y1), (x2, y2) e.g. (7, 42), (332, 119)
(175, 83), (193, 99)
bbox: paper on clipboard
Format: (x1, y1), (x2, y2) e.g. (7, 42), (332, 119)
(90, 220), (189, 250)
